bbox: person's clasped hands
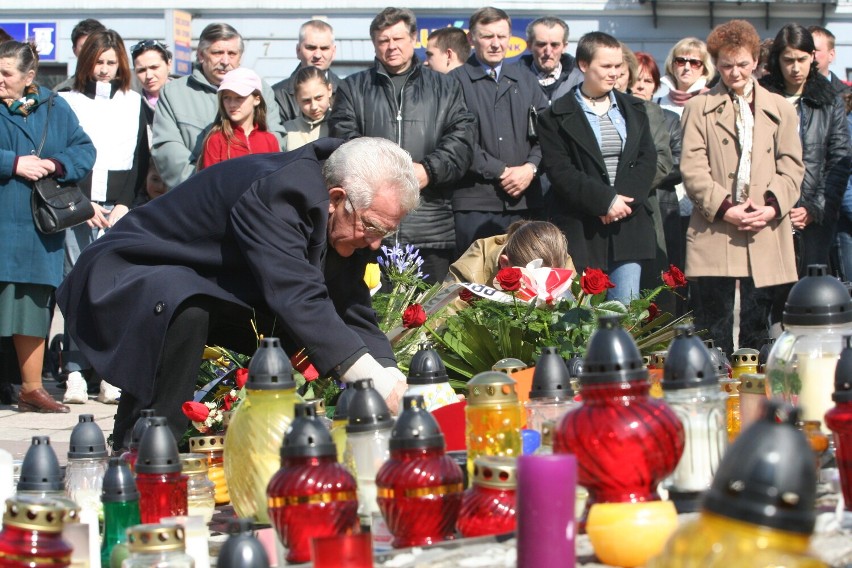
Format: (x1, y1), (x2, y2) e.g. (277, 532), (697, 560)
(723, 197), (776, 232)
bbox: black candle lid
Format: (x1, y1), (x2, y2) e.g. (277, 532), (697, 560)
(218, 518), (270, 568)
(529, 347), (573, 399)
(281, 403), (336, 459)
(834, 335), (852, 403)
(246, 337), (295, 390)
(346, 379), (393, 433)
(783, 264), (852, 326)
(333, 386), (356, 422)
(389, 395), (445, 451)
(663, 325), (719, 390)
(102, 456), (139, 502)
(407, 343), (450, 385)
(703, 401), (816, 534)
(129, 409), (156, 451)
(135, 417), (181, 474)
(580, 315), (647, 385)
(17, 436), (63, 492)
(68, 414), (108, 459)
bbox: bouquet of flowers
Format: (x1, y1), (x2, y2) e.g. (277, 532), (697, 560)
(427, 263), (691, 381)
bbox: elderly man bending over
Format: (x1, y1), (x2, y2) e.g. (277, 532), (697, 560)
(57, 138), (419, 448)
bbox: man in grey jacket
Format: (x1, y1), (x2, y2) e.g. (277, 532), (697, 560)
(151, 23), (286, 189)
(331, 7), (475, 283)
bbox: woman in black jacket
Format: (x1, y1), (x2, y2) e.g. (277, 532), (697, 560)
(538, 32), (657, 304)
(760, 23), (852, 273)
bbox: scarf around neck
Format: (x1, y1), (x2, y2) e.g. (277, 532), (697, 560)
(3, 83), (39, 116)
(729, 78), (755, 204)
(661, 76), (709, 107)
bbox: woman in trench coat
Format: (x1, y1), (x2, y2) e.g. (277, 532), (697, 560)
(681, 20), (804, 355)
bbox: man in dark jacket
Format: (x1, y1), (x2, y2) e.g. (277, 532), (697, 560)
(517, 16), (583, 104)
(272, 19), (342, 122)
(450, 7), (549, 253)
(56, 138), (419, 447)
(809, 26), (851, 96)
(331, 7), (475, 283)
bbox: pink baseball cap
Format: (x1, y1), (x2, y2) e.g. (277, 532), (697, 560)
(217, 67), (263, 96)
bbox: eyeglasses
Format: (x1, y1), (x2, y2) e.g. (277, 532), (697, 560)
(674, 56), (704, 70)
(345, 194), (396, 239)
(130, 39), (170, 60)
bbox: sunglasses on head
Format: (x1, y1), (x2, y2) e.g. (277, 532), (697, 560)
(674, 56), (704, 70)
(131, 39), (170, 59)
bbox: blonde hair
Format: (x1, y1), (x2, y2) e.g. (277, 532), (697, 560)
(503, 221), (569, 269)
(663, 37), (715, 84)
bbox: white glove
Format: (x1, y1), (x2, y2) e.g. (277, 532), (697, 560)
(340, 353), (406, 400)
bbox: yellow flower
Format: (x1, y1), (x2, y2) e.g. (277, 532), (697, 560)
(364, 262), (381, 291)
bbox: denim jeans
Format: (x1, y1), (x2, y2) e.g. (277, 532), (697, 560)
(607, 260), (642, 304)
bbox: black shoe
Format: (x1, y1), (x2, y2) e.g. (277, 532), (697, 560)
(0, 383), (13, 405)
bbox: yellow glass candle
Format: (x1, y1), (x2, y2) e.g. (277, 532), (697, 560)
(188, 435), (229, 505)
(587, 501), (678, 568)
(720, 378), (741, 442)
(731, 348), (759, 379)
(465, 371), (522, 482)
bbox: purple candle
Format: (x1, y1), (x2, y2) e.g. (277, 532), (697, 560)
(517, 454), (577, 567)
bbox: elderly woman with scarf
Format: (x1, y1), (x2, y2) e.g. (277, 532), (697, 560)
(680, 19), (804, 356)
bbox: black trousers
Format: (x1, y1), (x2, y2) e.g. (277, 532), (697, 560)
(454, 210), (527, 256)
(694, 277), (777, 357)
(112, 296), (282, 450)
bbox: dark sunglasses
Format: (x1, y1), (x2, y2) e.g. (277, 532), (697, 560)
(131, 39), (171, 60)
(674, 56), (704, 70)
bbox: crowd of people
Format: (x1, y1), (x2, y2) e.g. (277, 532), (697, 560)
(1, 10), (850, 448)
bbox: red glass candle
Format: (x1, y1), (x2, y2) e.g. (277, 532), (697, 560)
(376, 395), (464, 548)
(120, 409), (156, 474)
(456, 456), (517, 537)
(0, 496), (75, 567)
(267, 403), (359, 564)
(134, 417), (188, 523)
(825, 335), (852, 511)
(555, 316), (684, 515)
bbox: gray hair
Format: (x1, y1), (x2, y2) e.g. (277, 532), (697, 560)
(323, 138), (419, 214)
(526, 17), (568, 46)
(197, 23), (244, 59)
(299, 19), (334, 44)
(0, 41), (39, 76)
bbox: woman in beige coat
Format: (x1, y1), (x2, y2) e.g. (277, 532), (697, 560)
(681, 20), (804, 355)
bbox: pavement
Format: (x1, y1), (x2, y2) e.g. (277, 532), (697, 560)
(0, 378), (117, 465)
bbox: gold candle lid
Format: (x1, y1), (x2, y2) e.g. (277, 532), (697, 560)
(472, 456), (517, 489)
(541, 420), (555, 447)
(651, 351), (667, 367)
(738, 373), (766, 395)
(719, 378), (741, 394)
(731, 348), (760, 367)
(3, 495), (78, 532)
(467, 371), (518, 405)
(127, 524), (186, 553)
(642, 355), (651, 367)
(189, 434), (225, 453)
(492, 358), (527, 375)
(179, 453), (208, 475)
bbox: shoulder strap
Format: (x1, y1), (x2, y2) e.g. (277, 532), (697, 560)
(35, 94), (54, 157)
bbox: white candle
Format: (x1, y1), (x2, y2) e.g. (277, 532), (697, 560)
(796, 355), (838, 428)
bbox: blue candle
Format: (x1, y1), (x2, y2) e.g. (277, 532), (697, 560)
(517, 454), (577, 567)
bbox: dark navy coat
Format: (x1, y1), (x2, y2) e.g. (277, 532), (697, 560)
(56, 139), (393, 401)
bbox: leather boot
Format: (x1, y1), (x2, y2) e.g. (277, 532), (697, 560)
(18, 387), (70, 413)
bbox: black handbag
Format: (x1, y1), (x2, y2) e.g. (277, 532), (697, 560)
(30, 95), (94, 234)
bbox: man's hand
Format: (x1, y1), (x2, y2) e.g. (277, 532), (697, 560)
(790, 206), (812, 231)
(600, 195), (634, 225)
(413, 163), (430, 190)
(15, 156), (53, 181)
(107, 204), (129, 227)
(499, 164), (535, 198)
(384, 378), (409, 415)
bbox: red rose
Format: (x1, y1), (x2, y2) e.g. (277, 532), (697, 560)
(645, 302), (660, 323)
(580, 268), (615, 295)
(496, 267), (523, 292)
(234, 368), (249, 389)
(182, 401), (210, 422)
(223, 393), (237, 411)
(459, 288), (477, 304)
(662, 264), (687, 288)
(402, 303), (427, 328)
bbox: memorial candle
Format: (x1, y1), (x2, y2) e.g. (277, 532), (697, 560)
(516, 454), (577, 568)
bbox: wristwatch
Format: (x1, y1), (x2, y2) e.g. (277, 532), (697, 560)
(527, 162), (538, 176)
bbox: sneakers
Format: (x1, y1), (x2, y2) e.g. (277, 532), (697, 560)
(97, 380), (121, 404)
(63, 371), (88, 404)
